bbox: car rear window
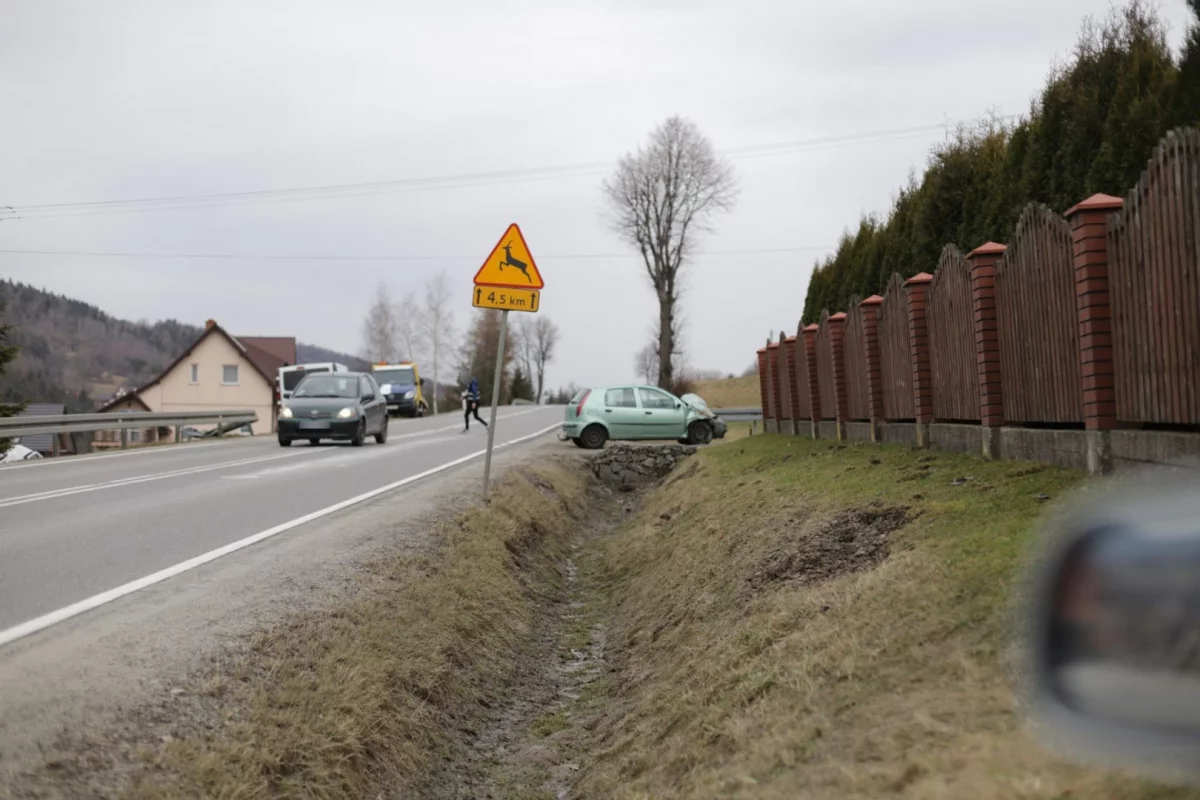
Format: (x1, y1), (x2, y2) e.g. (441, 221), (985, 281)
(604, 388), (637, 408)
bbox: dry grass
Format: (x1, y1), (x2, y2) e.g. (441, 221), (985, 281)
(571, 436), (1200, 799)
(693, 375), (760, 409)
(123, 461), (590, 800)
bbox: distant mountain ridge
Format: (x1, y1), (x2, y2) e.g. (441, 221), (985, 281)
(0, 279), (366, 410)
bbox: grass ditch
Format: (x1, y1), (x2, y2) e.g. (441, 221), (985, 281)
(567, 436), (1200, 799)
(18, 435), (1200, 798)
(115, 460), (590, 799)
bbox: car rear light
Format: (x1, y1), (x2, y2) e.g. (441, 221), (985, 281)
(575, 390), (591, 418)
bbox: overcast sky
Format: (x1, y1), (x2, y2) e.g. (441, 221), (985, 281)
(0, 0), (1192, 394)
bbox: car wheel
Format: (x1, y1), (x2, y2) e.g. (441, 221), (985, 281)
(352, 419), (366, 447)
(309, 438), (321, 446)
(579, 424), (607, 450)
(571, 437), (588, 449)
(375, 419), (388, 445)
(278, 436), (292, 447)
(687, 420), (714, 446)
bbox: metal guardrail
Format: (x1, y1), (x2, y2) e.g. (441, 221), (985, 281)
(712, 407), (763, 422)
(0, 409), (258, 439)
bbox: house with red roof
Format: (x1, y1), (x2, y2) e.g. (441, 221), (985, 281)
(97, 319), (295, 440)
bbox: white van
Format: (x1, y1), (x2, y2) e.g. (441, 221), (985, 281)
(278, 362), (348, 402)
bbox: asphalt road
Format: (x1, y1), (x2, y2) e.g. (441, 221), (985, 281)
(0, 406), (562, 640)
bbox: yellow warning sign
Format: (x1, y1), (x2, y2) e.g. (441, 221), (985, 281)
(473, 223), (544, 290)
(472, 286), (540, 313)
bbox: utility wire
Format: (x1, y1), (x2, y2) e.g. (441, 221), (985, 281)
(0, 245), (834, 261)
(1, 123), (951, 221)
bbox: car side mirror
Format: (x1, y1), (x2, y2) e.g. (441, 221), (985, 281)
(362, 394), (373, 403)
(1026, 475), (1200, 784)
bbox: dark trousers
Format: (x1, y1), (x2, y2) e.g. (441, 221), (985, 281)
(464, 400), (487, 429)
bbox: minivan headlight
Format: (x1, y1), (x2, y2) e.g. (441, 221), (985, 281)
(337, 407), (356, 419)
(280, 407), (293, 419)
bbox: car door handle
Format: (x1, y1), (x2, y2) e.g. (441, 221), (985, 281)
(645, 411), (652, 415)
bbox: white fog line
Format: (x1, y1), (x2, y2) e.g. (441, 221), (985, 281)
(0, 450), (326, 509)
(0, 422), (561, 650)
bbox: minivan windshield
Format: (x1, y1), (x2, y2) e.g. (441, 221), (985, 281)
(293, 374), (359, 399)
(373, 367), (415, 386)
(282, 366), (329, 391)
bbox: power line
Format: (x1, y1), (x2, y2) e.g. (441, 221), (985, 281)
(1, 123), (952, 221)
(0, 245), (834, 261)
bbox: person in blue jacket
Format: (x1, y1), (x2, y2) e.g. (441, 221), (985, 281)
(463, 376), (488, 432)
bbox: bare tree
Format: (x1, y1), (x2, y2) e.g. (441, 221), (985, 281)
(361, 281), (397, 362)
(512, 315), (536, 392)
(394, 289), (426, 363)
(527, 316), (559, 403)
(634, 343), (656, 385)
(603, 116), (737, 389)
(422, 270), (455, 415)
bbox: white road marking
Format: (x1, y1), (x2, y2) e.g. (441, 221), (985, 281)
(0, 422), (561, 650)
(0, 407), (550, 471)
(0, 450), (327, 509)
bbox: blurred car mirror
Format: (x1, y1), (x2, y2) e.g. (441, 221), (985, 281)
(1027, 472), (1200, 785)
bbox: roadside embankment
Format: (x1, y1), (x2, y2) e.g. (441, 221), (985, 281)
(563, 437), (1199, 799)
(10, 437), (1199, 799)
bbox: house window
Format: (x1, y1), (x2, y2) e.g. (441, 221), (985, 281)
(222, 364), (239, 385)
(189, 363), (199, 384)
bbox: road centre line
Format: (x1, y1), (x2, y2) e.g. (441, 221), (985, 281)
(0, 422), (560, 650)
(0, 450), (327, 509)
(0, 407), (549, 472)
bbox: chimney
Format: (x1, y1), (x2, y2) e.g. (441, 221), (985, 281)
(205, 319), (216, 329)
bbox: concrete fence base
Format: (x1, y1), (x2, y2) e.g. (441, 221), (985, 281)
(759, 417), (1200, 475)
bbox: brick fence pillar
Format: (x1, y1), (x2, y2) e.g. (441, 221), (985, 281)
(904, 272), (934, 447)
(766, 340), (780, 433)
(828, 312), (848, 441)
(774, 330), (795, 435)
(756, 346), (769, 435)
(860, 295), (885, 442)
(785, 335), (801, 435)
(803, 324), (821, 439)
(968, 242), (1007, 459)
(1066, 193), (1124, 475)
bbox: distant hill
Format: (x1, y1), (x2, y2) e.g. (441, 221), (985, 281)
(0, 279), (364, 410)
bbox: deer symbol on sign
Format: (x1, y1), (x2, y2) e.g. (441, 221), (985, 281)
(498, 242), (533, 283)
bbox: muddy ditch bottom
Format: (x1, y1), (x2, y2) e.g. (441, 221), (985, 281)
(439, 447), (683, 800)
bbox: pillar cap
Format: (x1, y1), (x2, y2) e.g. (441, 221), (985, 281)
(802, 323), (819, 333)
(1065, 193), (1124, 217)
(828, 312), (847, 321)
(784, 335), (797, 342)
(904, 272), (933, 286)
(860, 294), (883, 306)
(756, 347), (767, 354)
(968, 241), (1008, 258)
(767, 341), (779, 349)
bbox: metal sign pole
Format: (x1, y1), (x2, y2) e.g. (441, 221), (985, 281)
(482, 309), (509, 498)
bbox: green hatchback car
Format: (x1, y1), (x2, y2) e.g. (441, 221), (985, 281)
(561, 385), (728, 449)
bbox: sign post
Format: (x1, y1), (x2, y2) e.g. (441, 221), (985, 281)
(481, 310), (508, 496)
(473, 223), (544, 499)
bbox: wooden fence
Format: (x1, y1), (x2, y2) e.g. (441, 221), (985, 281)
(757, 127), (1200, 471)
(1110, 129), (1200, 426)
(843, 298), (871, 421)
(816, 311), (838, 420)
(927, 246), (978, 422)
(997, 205), (1081, 424)
(878, 274), (915, 420)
